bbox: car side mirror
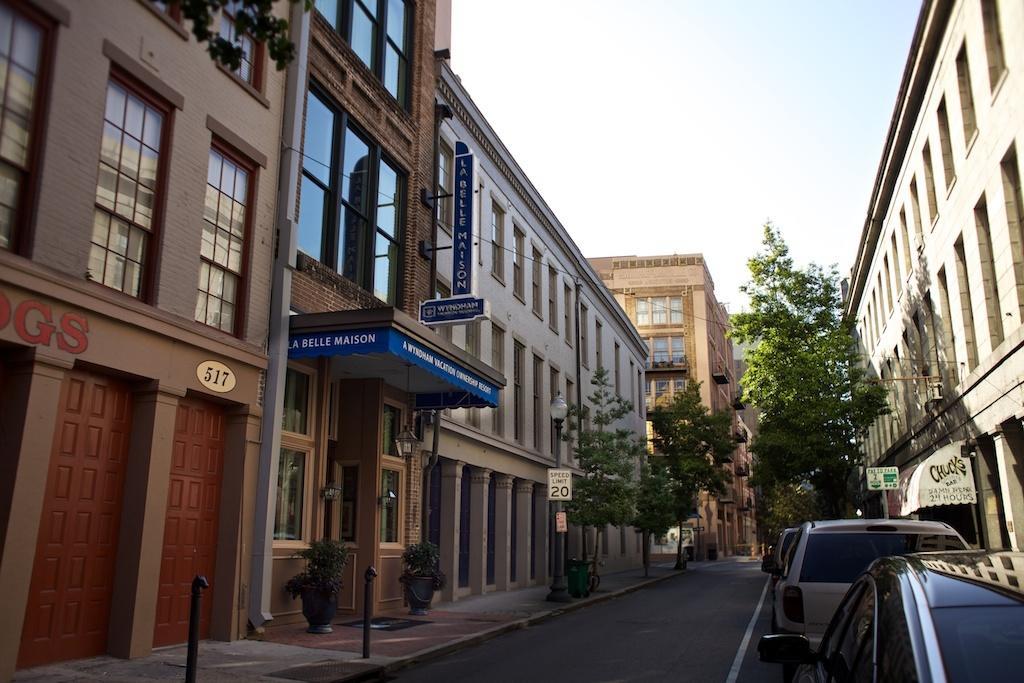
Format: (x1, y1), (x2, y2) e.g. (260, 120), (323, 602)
(770, 564), (783, 578)
(758, 634), (815, 665)
(761, 558), (774, 573)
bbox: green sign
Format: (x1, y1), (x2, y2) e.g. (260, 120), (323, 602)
(867, 466), (899, 491)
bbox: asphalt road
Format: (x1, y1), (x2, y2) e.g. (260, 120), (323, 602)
(388, 558), (781, 683)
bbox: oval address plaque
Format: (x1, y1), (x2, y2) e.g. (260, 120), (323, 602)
(196, 360), (237, 393)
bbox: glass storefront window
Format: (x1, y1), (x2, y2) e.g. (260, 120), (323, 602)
(382, 404), (399, 456)
(274, 448), (305, 540)
(282, 367), (310, 434)
(380, 469), (400, 543)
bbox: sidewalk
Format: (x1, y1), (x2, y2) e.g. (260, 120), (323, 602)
(14, 561), (707, 682)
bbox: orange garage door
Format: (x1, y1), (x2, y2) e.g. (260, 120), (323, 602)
(153, 398), (224, 646)
(19, 371), (132, 668)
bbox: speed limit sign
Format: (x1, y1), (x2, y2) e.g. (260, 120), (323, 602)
(548, 469), (572, 501)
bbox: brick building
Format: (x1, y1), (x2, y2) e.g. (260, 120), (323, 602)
(589, 254), (757, 558)
(0, 0), (287, 677)
(847, 0), (1024, 548)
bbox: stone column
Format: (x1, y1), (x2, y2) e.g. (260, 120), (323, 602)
(514, 480), (533, 587)
(533, 483), (549, 584)
(493, 474), (514, 590)
(468, 468), (491, 595)
(993, 430), (1024, 551)
(109, 382), (185, 659)
(439, 460), (464, 602)
(0, 350), (71, 682)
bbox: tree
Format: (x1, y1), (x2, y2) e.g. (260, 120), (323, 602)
(758, 483), (818, 547)
(177, 0), (312, 71)
(566, 367), (643, 564)
(631, 457), (676, 577)
(649, 380), (734, 569)
(731, 224), (889, 518)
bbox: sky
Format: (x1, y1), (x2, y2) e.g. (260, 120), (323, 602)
(449, 0), (923, 311)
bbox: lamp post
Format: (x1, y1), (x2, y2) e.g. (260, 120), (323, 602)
(547, 394), (571, 602)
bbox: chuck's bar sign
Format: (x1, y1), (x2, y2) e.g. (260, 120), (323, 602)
(452, 141), (474, 296)
(548, 469), (572, 501)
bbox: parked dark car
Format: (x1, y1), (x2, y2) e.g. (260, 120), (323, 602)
(758, 550), (1024, 682)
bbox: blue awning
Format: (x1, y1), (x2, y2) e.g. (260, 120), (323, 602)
(289, 326), (500, 408)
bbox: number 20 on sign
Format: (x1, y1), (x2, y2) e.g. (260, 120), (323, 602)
(548, 469), (572, 501)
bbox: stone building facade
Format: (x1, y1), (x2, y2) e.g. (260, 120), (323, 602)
(847, 0), (1024, 548)
(0, 0), (287, 677)
(589, 254), (757, 557)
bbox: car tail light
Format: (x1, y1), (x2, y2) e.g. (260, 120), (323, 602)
(783, 586), (804, 623)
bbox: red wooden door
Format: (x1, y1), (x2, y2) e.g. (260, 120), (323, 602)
(153, 399), (224, 646)
(19, 371), (132, 668)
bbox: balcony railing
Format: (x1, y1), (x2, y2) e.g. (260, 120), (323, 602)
(646, 356), (688, 371)
(732, 391), (745, 410)
(735, 430), (748, 444)
(735, 465), (749, 477)
(712, 364), (729, 385)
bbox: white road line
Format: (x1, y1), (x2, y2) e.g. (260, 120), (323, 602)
(725, 577), (770, 683)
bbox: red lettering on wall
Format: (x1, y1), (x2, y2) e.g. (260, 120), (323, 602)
(15, 300), (55, 345)
(0, 290), (91, 354)
(57, 313), (90, 354)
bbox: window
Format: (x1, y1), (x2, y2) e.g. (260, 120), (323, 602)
(629, 359), (635, 410)
(655, 379), (667, 398)
(150, 0), (181, 20)
(799, 533), (965, 583)
(491, 203), (504, 278)
(0, 3), (46, 252)
(653, 337), (669, 363)
(956, 44), (977, 144)
(197, 147), (250, 334)
(580, 304), (589, 367)
(340, 465), (359, 542)
(909, 181), (924, 246)
(532, 246), (543, 317)
(980, 0), (1006, 92)
(898, 210), (912, 274)
(975, 198), (1003, 349)
(954, 237), (979, 369)
(90, 79), (168, 298)
(380, 469), (400, 543)
(382, 404), (399, 455)
(595, 320), (603, 369)
(513, 340), (525, 444)
(274, 448), (306, 540)
(564, 283), (573, 342)
(566, 377), (575, 457)
(614, 342), (621, 395)
(435, 279), (452, 342)
(937, 98), (955, 190)
(549, 366), (559, 453)
(671, 337), (685, 363)
(673, 378), (686, 393)
(1002, 149), (1023, 303)
(491, 323), (505, 435)
(512, 226), (524, 299)
(533, 354), (543, 450)
(297, 89), (404, 303)
(219, 1), (261, 87)
(636, 298), (650, 325)
(317, 0), (410, 106)
(282, 367), (311, 434)
(670, 296), (683, 324)
(652, 297), (667, 324)
(636, 368), (643, 415)
(882, 256), (893, 313)
(437, 141), (453, 231)
(922, 142), (938, 223)
(548, 267), (558, 331)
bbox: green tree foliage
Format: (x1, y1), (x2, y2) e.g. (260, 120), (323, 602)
(731, 224), (889, 518)
(649, 380), (734, 569)
(631, 457), (676, 576)
(758, 483), (818, 546)
(177, 0), (312, 71)
(566, 367), (643, 560)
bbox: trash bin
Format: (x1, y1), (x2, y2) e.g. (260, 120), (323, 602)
(567, 558), (590, 598)
(707, 547), (718, 561)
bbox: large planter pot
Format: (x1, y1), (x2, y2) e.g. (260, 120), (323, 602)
(404, 576), (436, 616)
(300, 588), (338, 633)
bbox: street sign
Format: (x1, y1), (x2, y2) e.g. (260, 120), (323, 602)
(555, 511), (568, 533)
(548, 469), (572, 501)
(692, 526), (705, 532)
(419, 296), (486, 326)
(867, 466), (899, 491)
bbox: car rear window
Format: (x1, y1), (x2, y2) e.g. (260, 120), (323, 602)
(933, 606), (1024, 682)
(799, 533), (966, 583)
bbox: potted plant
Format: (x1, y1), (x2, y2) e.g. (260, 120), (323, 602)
(399, 540), (445, 615)
(285, 539), (348, 633)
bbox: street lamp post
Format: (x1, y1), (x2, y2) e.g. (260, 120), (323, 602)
(547, 394), (571, 603)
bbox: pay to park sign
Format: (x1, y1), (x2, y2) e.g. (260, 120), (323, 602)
(866, 466), (899, 491)
(548, 469), (572, 501)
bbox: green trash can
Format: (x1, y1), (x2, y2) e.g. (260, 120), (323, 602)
(567, 559), (590, 598)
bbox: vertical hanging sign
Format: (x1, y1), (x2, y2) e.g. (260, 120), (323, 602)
(452, 142), (474, 296)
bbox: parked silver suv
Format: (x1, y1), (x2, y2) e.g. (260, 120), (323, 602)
(772, 519), (967, 650)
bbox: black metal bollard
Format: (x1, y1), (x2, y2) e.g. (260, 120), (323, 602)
(362, 566), (377, 659)
(185, 575), (209, 683)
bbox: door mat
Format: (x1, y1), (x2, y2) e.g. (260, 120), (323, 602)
(270, 660), (381, 682)
(338, 617), (431, 631)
